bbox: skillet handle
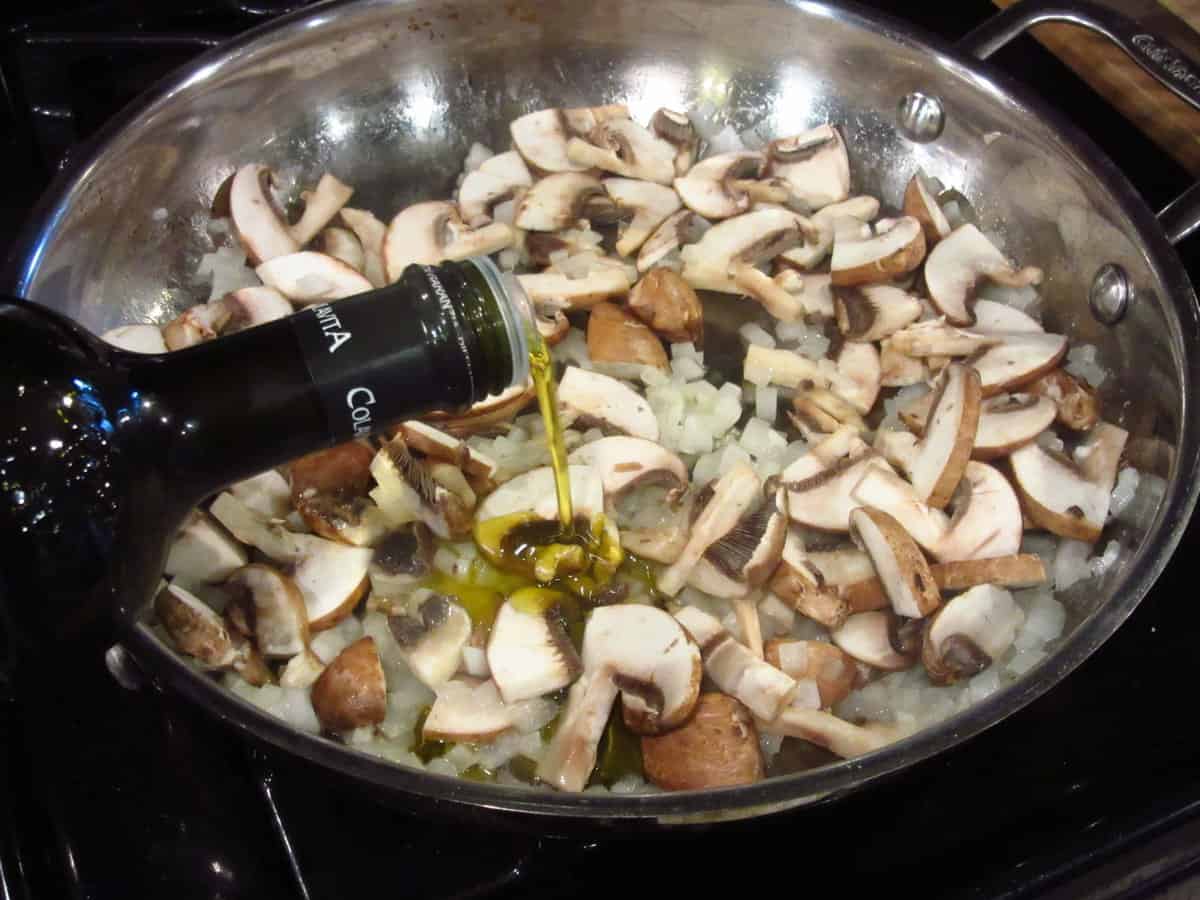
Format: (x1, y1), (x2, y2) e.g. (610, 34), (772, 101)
(958, 0), (1200, 245)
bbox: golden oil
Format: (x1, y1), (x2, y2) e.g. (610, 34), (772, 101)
(528, 335), (574, 534)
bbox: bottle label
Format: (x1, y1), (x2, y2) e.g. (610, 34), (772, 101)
(290, 296), (426, 441)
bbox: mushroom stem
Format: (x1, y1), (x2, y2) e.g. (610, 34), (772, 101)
(758, 707), (897, 759)
(733, 592), (764, 659)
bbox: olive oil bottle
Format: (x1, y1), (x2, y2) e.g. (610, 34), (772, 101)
(0, 257), (535, 646)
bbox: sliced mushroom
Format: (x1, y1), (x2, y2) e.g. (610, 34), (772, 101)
(509, 105), (630, 174)
(908, 363), (982, 507)
(383, 201), (513, 282)
(636, 209), (708, 273)
(567, 435), (687, 499)
(789, 385), (867, 442)
(486, 594), (582, 703)
(1009, 422), (1127, 541)
(369, 523), (435, 597)
(537, 605), (700, 790)
(641, 693), (764, 790)
(880, 338), (929, 387)
(873, 428), (920, 472)
(369, 435), (474, 540)
(658, 463), (762, 596)
(457, 150), (533, 227)
(279, 648), (326, 689)
(155, 582), (239, 668)
(209, 492), (371, 629)
(830, 216), (926, 287)
(226, 563), (309, 658)
(396, 420), (497, 494)
(888, 320), (995, 357)
(841, 553), (1047, 613)
(557, 366), (659, 440)
(902, 391), (1057, 461)
(603, 178), (682, 256)
(387, 593), (473, 689)
(255, 251), (373, 303)
(318, 226), (365, 273)
(764, 639), (859, 708)
(585, 301), (669, 371)
(782, 444), (888, 533)
(1027, 369), (1100, 431)
(162, 301), (232, 350)
(767, 529), (852, 628)
(849, 467), (950, 551)
(849, 507), (940, 619)
(101, 323), (168, 353)
(673, 151), (766, 219)
(922, 584), (1024, 685)
(311, 636), (387, 731)
(566, 117), (677, 184)
(758, 705), (896, 759)
(687, 485), (788, 600)
(422, 677), (514, 742)
(228, 468), (292, 521)
(770, 269), (836, 319)
(627, 267), (704, 343)
(164, 509), (249, 583)
(834, 284), (923, 342)
(337, 206), (388, 288)
(924, 224), (1043, 325)
(290, 441), (374, 501)
(513, 173), (611, 232)
(969, 332), (1068, 396)
(680, 208), (815, 318)
(290, 173), (354, 246)
(934, 461), (1025, 562)
(765, 124), (851, 211)
(744, 344), (821, 389)
(516, 268), (632, 310)
(777, 195), (880, 270)
(229, 163), (299, 264)
(902, 173), (951, 246)
(673, 605), (797, 721)
(223, 286), (295, 331)
(832, 341), (883, 413)
(475, 464), (605, 525)
(830, 610), (917, 671)
(423, 381), (535, 436)
(972, 299), (1043, 333)
(650, 108), (699, 175)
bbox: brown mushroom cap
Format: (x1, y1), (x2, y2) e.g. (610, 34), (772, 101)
(641, 693), (765, 790)
(627, 267), (704, 343)
(310, 636), (387, 731)
(586, 301), (669, 371)
(903, 173), (951, 246)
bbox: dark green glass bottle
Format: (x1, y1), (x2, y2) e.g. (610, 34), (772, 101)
(0, 258), (531, 648)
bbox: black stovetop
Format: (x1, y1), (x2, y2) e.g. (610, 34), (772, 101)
(3, 2), (1199, 898)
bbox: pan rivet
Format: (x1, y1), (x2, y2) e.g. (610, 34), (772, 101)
(105, 643), (145, 691)
(1089, 263), (1131, 324)
(897, 92), (945, 142)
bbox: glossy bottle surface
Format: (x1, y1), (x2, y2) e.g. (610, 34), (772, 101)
(0, 259), (530, 652)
